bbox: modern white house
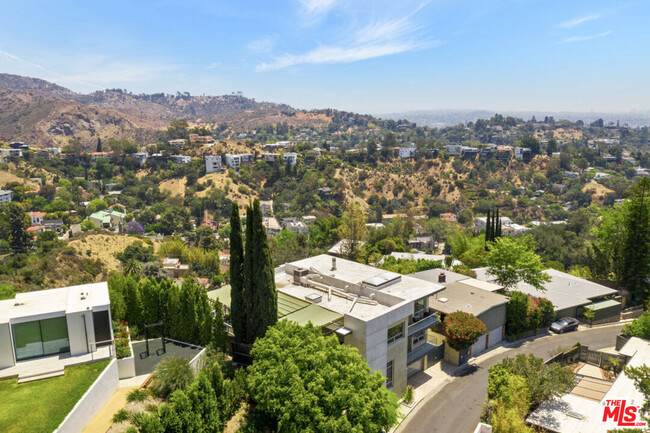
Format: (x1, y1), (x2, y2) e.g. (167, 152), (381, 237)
(225, 153), (254, 169)
(170, 155), (191, 165)
(205, 155), (222, 174)
(277, 255), (445, 394)
(0, 190), (12, 204)
(0, 282), (113, 370)
(131, 152), (148, 166)
(282, 152), (298, 167)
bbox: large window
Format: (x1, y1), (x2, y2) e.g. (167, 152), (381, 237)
(12, 317), (70, 361)
(414, 299), (426, 320)
(387, 323), (404, 344)
(386, 361), (393, 389)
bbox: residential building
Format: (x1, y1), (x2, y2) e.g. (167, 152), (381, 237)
(43, 219), (64, 233)
(88, 209), (126, 229)
(224, 153), (254, 169)
(263, 141), (290, 151)
(327, 239), (366, 258)
(564, 171), (580, 179)
(0, 149), (23, 158)
(26, 225), (45, 235)
(496, 146), (513, 160)
(317, 187), (332, 198)
(204, 155), (221, 174)
(162, 258), (190, 278)
(384, 252), (462, 268)
(302, 215), (317, 224)
(283, 152), (298, 167)
(474, 216), (513, 232)
(407, 236), (436, 251)
(398, 147), (416, 158)
(514, 147), (532, 162)
(277, 255), (445, 394)
(0, 190), (12, 204)
(189, 134), (214, 144)
(90, 152), (112, 162)
(28, 211), (45, 226)
(0, 282), (113, 369)
(413, 269), (507, 355)
(461, 147), (479, 160)
(168, 139), (186, 147)
(260, 201), (274, 217)
(262, 153), (280, 163)
(473, 268), (619, 318)
(446, 145), (463, 156)
(286, 221), (309, 235)
(262, 217), (281, 236)
(527, 337), (650, 432)
(170, 155), (191, 165)
(440, 212), (457, 222)
(131, 152), (148, 166)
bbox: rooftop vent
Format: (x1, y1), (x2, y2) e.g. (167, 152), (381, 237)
(293, 267), (309, 283)
(331, 257), (337, 271)
(438, 297), (449, 303)
(438, 272), (446, 283)
(13, 302), (24, 307)
(80, 292), (88, 300)
(305, 293), (322, 303)
(565, 411), (584, 420)
(363, 272), (401, 289)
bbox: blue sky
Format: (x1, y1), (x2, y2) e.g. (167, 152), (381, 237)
(1, 0), (649, 114)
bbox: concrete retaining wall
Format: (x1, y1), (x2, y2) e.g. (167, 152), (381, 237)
(54, 358), (119, 433)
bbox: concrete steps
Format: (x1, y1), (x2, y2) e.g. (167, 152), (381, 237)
(17, 368), (65, 383)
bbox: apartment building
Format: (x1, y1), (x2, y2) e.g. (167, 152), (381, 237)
(205, 155), (222, 174)
(225, 153), (254, 169)
(0, 190), (12, 204)
(277, 255), (444, 394)
(283, 152), (298, 167)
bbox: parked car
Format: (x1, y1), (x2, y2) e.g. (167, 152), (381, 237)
(550, 317), (580, 333)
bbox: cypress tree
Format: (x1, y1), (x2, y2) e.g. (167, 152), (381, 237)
(96, 137), (102, 153)
(250, 199), (277, 341)
(243, 203), (256, 344)
(230, 202), (246, 343)
(495, 207), (502, 238)
(485, 209), (492, 249)
(622, 178), (650, 303)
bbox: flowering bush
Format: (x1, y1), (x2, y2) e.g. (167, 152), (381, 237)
(125, 220), (145, 236)
(506, 291), (555, 338)
(444, 311), (487, 351)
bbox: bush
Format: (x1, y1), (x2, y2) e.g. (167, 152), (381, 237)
(622, 311), (650, 340)
(81, 220), (100, 232)
(112, 408), (129, 423)
(444, 311), (486, 351)
(150, 356), (194, 399)
(402, 385), (414, 404)
(506, 291), (555, 338)
(127, 388), (149, 402)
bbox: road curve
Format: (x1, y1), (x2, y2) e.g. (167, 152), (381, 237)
(399, 324), (625, 433)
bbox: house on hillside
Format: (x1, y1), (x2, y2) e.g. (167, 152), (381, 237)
(0, 190), (13, 204)
(88, 209), (126, 229)
(28, 212), (45, 226)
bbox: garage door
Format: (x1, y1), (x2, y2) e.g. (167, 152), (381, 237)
(471, 334), (487, 356)
(488, 326), (503, 348)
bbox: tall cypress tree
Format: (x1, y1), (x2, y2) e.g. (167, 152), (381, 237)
(96, 137), (102, 153)
(622, 178), (650, 303)
(496, 207), (502, 238)
(250, 199), (277, 341)
(243, 203), (256, 344)
(485, 209), (492, 250)
(229, 203), (246, 343)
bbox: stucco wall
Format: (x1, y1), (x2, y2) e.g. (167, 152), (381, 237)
(54, 358), (119, 433)
(478, 303), (507, 331)
(67, 312), (95, 356)
(0, 323), (14, 368)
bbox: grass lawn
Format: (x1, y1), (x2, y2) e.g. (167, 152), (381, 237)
(0, 359), (110, 433)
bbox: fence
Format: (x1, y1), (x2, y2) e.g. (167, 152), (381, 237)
(546, 346), (627, 372)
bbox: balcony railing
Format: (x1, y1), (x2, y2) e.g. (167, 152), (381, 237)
(408, 312), (439, 336)
(407, 342), (440, 365)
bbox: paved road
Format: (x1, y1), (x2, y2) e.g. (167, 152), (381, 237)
(399, 324), (624, 433)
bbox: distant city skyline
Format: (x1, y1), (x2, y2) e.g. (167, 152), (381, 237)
(1, 0), (648, 114)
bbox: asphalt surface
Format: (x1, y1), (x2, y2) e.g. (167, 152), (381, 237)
(399, 324), (625, 433)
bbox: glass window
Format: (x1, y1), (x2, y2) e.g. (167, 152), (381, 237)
(12, 317), (70, 361)
(13, 321), (44, 361)
(411, 331), (426, 348)
(386, 361), (393, 388)
(387, 323), (404, 344)
(414, 299), (426, 319)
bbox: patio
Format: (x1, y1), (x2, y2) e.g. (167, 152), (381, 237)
(131, 338), (203, 376)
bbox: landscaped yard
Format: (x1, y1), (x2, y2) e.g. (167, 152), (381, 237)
(0, 359), (110, 433)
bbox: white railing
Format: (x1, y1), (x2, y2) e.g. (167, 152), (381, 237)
(89, 339), (116, 360)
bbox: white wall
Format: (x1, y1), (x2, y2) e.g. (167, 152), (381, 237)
(55, 358), (119, 433)
(0, 323), (14, 368)
(67, 312), (95, 356)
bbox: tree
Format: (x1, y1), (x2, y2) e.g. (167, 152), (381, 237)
(167, 119), (189, 139)
(243, 200), (277, 344)
(622, 311), (650, 340)
(0, 202), (31, 253)
(195, 225), (218, 251)
(546, 139), (558, 156)
(339, 203), (368, 260)
(96, 137), (102, 153)
(230, 203), (246, 343)
(624, 364), (650, 423)
(486, 236), (551, 291)
(247, 321), (399, 433)
(621, 178), (650, 304)
(489, 375), (533, 433)
(125, 220), (145, 236)
(444, 311), (486, 351)
(521, 137), (541, 155)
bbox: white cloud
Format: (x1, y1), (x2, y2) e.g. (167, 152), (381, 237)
(298, 0), (338, 23)
(257, 4), (438, 71)
(559, 14), (601, 29)
(562, 31), (612, 43)
(246, 36), (276, 53)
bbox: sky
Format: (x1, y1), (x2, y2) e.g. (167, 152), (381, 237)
(1, 0), (649, 114)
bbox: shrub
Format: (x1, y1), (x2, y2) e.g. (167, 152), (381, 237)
(622, 311), (650, 340)
(150, 356), (194, 399)
(112, 408), (129, 423)
(127, 388), (149, 402)
(443, 311), (486, 351)
(402, 385), (414, 404)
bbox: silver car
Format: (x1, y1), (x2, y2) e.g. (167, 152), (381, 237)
(550, 317), (580, 333)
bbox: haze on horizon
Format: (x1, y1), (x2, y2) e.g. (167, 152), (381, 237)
(0, 0), (648, 115)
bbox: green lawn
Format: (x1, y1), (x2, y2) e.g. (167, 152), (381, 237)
(0, 359), (110, 433)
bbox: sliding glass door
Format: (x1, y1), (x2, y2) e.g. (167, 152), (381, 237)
(12, 317), (70, 361)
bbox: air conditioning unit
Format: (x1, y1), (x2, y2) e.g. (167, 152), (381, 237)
(305, 293), (322, 303)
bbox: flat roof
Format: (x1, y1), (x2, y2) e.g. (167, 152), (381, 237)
(0, 282), (110, 323)
(412, 268), (503, 293)
(473, 267), (616, 311)
(277, 255), (444, 321)
(207, 285), (231, 307)
(281, 304), (342, 328)
(429, 282), (508, 317)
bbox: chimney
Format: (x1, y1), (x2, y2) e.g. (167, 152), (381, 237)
(438, 272), (446, 283)
(331, 257), (337, 271)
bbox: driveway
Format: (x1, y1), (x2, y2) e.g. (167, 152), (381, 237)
(398, 324), (625, 433)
